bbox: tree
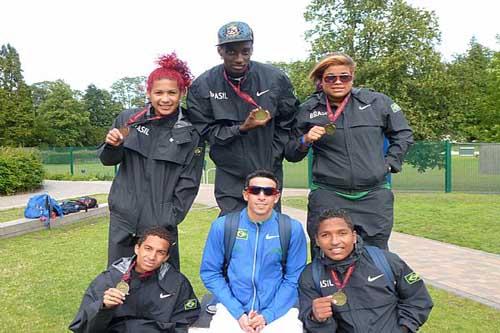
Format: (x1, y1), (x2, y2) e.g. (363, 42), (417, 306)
(0, 44), (35, 146)
(34, 80), (90, 146)
(83, 84), (122, 145)
(304, 0), (450, 140)
(110, 76), (146, 109)
(446, 39), (499, 142)
(273, 60), (316, 103)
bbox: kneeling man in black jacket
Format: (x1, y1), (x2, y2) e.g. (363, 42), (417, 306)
(69, 226), (200, 333)
(299, 209), (432, 333)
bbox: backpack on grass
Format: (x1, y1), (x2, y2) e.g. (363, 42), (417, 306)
(75, 196), (98, 212)
(24, 194), (63, 223)
(60, 196), (98, 215)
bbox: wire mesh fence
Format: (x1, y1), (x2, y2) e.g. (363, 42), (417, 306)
(39, 142), (500, 193)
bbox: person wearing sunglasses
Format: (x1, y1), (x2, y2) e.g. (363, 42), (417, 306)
(99, 53), (205, 270)
(200, 169), (307, 333)
(187, 21), (300, 216)
(285, 52), (413, 255)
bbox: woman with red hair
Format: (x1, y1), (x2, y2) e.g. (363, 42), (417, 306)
(99, 53), (204, 270)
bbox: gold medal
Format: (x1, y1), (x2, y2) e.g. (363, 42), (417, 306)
(116, 280), (130, 295)
(254, 108), (268, 121)
(331, 290), (347, 306)
(118, 127), (130, 138)
(324, 123), (336, 135)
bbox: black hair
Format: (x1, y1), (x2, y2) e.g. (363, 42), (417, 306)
(244, 169), (280, 189)
(315, 209), (354, 236)
(137, 226), (174, 253)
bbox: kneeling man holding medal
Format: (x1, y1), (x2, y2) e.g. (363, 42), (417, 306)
(69, 226), (200, 333)
(298, 209), (432, 333)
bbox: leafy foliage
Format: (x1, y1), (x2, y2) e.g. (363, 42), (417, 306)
(110, 76), (146, 109)
(34, 80), (90, 147)
(273, 60), (316, 102)
(0, 44), (35, 146)
(0, 147), (44, 194)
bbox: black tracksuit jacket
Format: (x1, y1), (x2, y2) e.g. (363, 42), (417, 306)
(186, 61), (299, 194)
(286, 89), (413, 191)
(99, 106), (204, 265)
(299, 243), (433, 333)
(69, 257), (200, 333)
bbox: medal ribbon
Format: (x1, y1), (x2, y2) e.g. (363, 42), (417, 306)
(330, 264), (355, 290)
(223, 70), (260, 108)
(325, 93), (351, 124)
(121, 260), (155, 283)
(125, 106), (168, 127)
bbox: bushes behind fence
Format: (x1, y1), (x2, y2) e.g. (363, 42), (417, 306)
(0, 147), (44, 195)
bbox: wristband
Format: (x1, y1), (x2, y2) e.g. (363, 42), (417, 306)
(300, 135), (312, 147)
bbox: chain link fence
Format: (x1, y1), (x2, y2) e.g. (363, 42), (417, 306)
(39, 142), (500, 193)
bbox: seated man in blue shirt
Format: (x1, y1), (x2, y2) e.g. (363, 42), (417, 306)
(200, 169), (307, 333)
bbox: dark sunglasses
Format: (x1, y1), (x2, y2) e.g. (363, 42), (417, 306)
(323, 74), (353, 84)
(246, 186), (280, 196)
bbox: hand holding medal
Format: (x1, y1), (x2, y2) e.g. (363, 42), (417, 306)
(223, 70), (271, 132)
(303, 125), (327, 146)
(240, 107), (271, 132)
(105, 128), (126, 147)
(102, 287), (126, 309)
(311, 295), (334, 322)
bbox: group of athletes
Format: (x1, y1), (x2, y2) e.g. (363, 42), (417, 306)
(69, 21), (432, 333)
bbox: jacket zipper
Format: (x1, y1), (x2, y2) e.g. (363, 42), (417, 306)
(343, 104), (355, 189)
(250, 222), (260, 311)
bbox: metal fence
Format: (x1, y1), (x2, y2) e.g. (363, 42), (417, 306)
(40, 142), (500, 193)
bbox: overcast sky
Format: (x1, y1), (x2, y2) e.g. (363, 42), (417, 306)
(1, 0), (498, 91)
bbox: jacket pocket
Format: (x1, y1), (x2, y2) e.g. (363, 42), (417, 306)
(156, 201), (176, 227)
(109, 181), (139, 223)
(209, 142), (248, 177)
(154, 129), (193, 165)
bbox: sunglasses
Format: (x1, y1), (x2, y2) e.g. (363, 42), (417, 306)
(323, 74), (353, 84)
(246, 186), (280, 196)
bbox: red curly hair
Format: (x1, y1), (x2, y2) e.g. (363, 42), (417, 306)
(146, 52), (193, 94)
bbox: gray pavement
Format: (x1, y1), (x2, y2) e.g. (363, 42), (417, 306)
(2, 181), (500, 310)
(0, 180), (112, 210)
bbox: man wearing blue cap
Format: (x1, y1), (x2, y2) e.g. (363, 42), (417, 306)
(187, 21), (299, 216)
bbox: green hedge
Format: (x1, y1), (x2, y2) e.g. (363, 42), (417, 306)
(0, 147), (44, 195)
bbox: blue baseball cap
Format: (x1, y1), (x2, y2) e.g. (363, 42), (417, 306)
(217, 21), (254, 46)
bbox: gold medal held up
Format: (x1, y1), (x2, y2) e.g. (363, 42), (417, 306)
(331, 290), (347, 306)
(324, 123), (336, 135)
(254, 108), (268, 121)
(116, 281), (130, 295)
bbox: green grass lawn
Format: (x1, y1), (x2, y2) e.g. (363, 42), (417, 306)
(282, 192), (500, 254)
(0, 209), (499, 332)
(393, 156), (500, 193)
(0, 193), (109, 223)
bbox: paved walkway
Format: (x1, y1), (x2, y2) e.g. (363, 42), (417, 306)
(2, 181), (500, 310)
(0, 180), (112, 210)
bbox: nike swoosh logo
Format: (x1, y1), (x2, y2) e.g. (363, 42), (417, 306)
(160, 293), (172, 299)
(256, 89), (270, 97)
(359, 104), (371, 110)
(265, 234), (279, 240)
(368, 274), (384, 282)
